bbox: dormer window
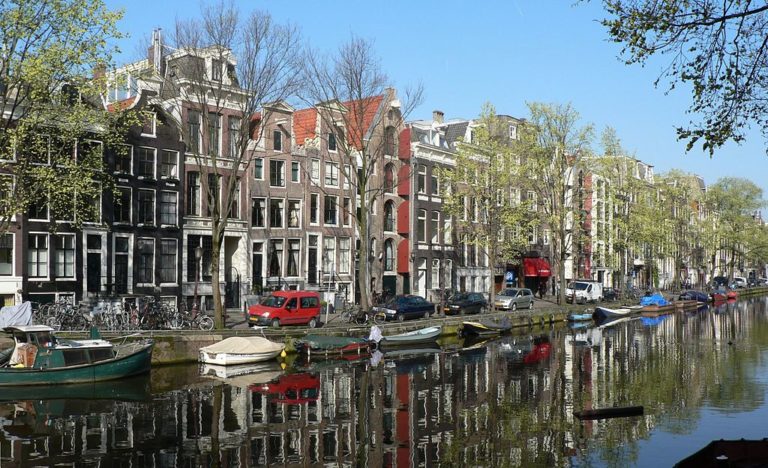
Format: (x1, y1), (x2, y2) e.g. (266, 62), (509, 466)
(328, 132), (337, 152)
(211, 59), (222, 81)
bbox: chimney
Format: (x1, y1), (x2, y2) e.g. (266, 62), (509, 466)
(147, 29), (163, 73)
(433, 110), (444, 124)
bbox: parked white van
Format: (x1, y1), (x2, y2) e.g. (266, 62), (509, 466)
(566, 280), (604, 304)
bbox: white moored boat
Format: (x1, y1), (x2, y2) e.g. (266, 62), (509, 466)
(199, 336), (285, 366)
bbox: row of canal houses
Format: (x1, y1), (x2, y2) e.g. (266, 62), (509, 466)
(0, 30), (718, 310)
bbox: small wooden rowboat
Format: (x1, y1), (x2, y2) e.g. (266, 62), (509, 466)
(295, 335), (370, 356)
(380, 326), (441, 346)
(199, 336), (285, 366)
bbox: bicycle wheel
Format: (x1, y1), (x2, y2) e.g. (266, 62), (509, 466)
(372, 311), (386, 325)
(197, 316), (214, 331)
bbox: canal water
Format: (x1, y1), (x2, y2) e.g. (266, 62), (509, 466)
(2, 297), (768, 467)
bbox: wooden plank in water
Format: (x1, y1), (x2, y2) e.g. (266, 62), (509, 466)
(574, 405), (644, 420)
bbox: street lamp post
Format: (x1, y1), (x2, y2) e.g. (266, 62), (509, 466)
(192, 246), (202, 314)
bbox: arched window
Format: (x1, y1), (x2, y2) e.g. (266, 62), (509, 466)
(384, 239), (394, 271)
(384, 126), (396, 156)
(384, 201), (395, 232)
(384, 163), (395, 193)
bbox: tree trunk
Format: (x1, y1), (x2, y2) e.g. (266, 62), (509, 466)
(357, 202), (371, 310)
(211, 224), (224, 329)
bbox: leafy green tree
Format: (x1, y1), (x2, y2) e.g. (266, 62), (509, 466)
(516, 102), (593, 304)
(440, 104), (531, 305)
(598, 1), (768, 153)
(0, 0), (128, 232)
(705, 177), (765, 278)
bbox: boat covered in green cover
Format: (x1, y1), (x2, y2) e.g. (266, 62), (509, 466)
(296, 334), (369, 353)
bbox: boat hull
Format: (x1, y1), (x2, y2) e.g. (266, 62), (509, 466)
(199, 349), (282, 366)
(461, 321), (511, 336)
(0, 341), (153, 386)
(381, 326), (441, 345)
(593, 306), (632, 321)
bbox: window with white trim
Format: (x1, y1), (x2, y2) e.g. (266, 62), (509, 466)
(417, 209), (426, 243)
(159, 191), (177, 226)
(270, 160), (285, 187)
(115, 144), (132, 174)
(137, 238), (154, 284)
(138, 190), (155, 225)
(310, 159), (320, 183)
(252, 198), (266, 227)
(310, 194), (319, 225)
(159, 239), (177, 283)
(0, 234), (11, 276)
(417, 165), (426, 194)
(28, 233), (48, 278)
(291, 161), (300, 183)
(54, 234), (75, 279)
(339, 237), (351, 274)
(288, 200), (301, 228)
(324, 162), (339, 187)
(324, 196), (337, 225)
(430, 211), (440, 244)
(269, 198), (284, 228)
(137, 147), (156, 179)
(322, 237), (335, 273)
(160, 150), (178, 179)
(254, 158), (264, 180)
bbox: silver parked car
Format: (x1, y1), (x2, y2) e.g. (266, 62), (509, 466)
(494, 288), (534, 311)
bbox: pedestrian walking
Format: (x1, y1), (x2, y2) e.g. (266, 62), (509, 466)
(538, 282), (546, 299)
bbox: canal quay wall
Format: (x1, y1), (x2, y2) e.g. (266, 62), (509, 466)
(57, 286), (768, 365)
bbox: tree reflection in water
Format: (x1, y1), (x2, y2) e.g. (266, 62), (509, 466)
(1, 298), (768, 466)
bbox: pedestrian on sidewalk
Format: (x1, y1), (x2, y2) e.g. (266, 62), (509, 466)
(538, 282), (546, 299)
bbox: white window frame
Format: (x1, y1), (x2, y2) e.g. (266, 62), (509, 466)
(417, 165), (427, 194)
(338, 237), (351, 274)
(309, 194), (319, 226)
(141, 111), (157, 138)
(417, 209), (427, 244)
(322, 237), (336, 274)
(136, 146), (157, 180)
(137, 189), (156, 226)
(324, 162), (339, 187)
(310, 159), (320, 183)
(136, 237), (155, 286)
(324, 195), (338, 226)
(113, 234), (133, 294)
(253, 197), (266, 228)
(115, 144), (133, 175)
(28, 232), (50, 280)
(291, 160), (300, 183)
(159, 238), (178, 285)
(269, 198), (285, 229)
(287, 199), (302, 229)
(431, 211), (440, 244)
(0, 233), (14, 277)
(254, 158), (264, 180)
(159, 150), (179, 179)
(343, 164), (351, 189)
(54, 233), (76, 280)
(159, 190), (178, 227)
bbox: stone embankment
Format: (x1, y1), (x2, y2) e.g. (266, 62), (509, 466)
(54, 286), (768, 365)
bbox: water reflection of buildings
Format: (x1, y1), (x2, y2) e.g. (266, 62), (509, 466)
(4, 298), (768, 466)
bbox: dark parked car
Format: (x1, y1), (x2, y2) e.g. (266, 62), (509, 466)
(373, 295), (436, 322)
(603, 287), (620, 301)
(711, 276), (728, 289)
(444, 292), (487, 315)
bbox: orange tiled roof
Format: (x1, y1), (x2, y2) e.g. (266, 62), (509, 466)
(292, 95), (384, 150)
(343, 95), (383, 150)
(293, 108), (317, 145)
(106, 96), (137, 112)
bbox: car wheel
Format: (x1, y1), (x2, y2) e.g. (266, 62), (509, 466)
(512, 303), (517, 311)
(480, 305), (487, 314)
(529, 301), (534, 310)
(397, 313), (405, 322)
(271, 318), (280, 328)
(308, 317), (318, 328)
(459, 308), (465, 316)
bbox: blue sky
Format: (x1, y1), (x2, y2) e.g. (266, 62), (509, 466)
(105, 0), (768, 196)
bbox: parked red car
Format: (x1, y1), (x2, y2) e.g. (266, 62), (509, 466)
(247, 291), (321, 328)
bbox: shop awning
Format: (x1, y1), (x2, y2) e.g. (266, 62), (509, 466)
(523, 258), (552, 277)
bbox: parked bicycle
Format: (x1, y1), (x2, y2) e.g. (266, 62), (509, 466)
(340, 304), (386, 325)
(171, 302), (214, 331)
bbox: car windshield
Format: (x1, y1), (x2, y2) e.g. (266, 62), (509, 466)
(569, 282), (589, 291)
(501, 289), (518, 296)
(260, 296), (287, 308)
